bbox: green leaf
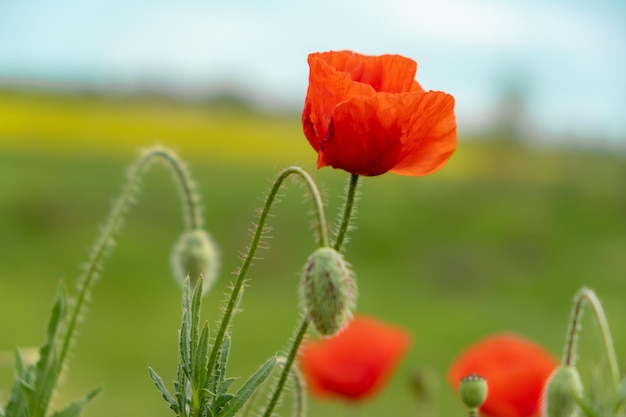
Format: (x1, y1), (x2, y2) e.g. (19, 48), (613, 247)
(574, 395), (600, 417)
(48, 387), (100, 417)
(191, 276), (204, 346)
(179, 280), (192, 380)
(209, 333), (231, 403)
(31, 286), (68, 417)
(193, 321), (210, 386)
(149, 367), (178, 412)
(218, 356), (276, 417)
(213, 393), (234, 413)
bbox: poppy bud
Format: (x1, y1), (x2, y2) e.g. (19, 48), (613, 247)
(459, 374), (488, 410)
(300, 247), (357, 336)
(171, 228), (219, 295)
(541, 365), (583, 417)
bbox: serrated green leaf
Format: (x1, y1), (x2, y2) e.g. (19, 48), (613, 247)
(218, 356), (276, 417)
(48, 387), (100, 417)
(219, 378), (236, 396)
(149, 367), (178, 411)
(193, 321), (210, 386)
(179, 281), (192, 379)
(191, 276), (204, 345)
(30, 285), (69, 417)
(213, 393), (234, 413)
(209, 334), (231, 399)
(46, 285), (68, 342)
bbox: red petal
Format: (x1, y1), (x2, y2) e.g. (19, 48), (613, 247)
(390, 91), (457, 176)
(448, 334), (558, 417)
(302, 53), (375, 152)
(318, 93), (408, 176)
(315, 51), (419, 93)
(300, 315), (411, 401)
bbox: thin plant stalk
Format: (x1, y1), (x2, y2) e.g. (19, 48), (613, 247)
(563, 287), (620, 392)
(262, 173), (361, 417)
(59, 146), (202, 376)
(206, 166), (330, 387)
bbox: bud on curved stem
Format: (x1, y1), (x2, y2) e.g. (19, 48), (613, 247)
(300, 247), (357, 336)
(171, 228), (220, 295)
(60, 146), (204, 372)
(206, 166), (330, 407)
(262, 173), (361, 417)
(562, 288), (619, 392)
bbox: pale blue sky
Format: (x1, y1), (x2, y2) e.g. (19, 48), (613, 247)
(0, 0), (625, 141)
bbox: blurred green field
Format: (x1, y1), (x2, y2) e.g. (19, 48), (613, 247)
(1, 92), (625, 417)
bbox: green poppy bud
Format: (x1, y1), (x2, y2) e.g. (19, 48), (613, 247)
(171, 228), (219, 295)
(459, 373), (488, 410)
(300, 247), (357, 336)
(541, 365), (583, 417)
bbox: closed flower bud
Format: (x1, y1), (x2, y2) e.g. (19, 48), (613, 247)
(300, 247), (357, 336)
(171, 228), (219, 295)
(541, 365), (583, 417)
(459, 374), (488, 410)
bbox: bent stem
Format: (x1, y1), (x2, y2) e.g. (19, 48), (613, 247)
(59, 146), (202, 371)
(262, 173), (361, 417)
(206, 166), (329, 386)
(563, 287), (620, 392)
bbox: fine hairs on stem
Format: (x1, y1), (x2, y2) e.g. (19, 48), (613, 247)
(562, 287), (620, 392)
(206, 166), (330, 409)
(59, 145), (203, 393)
(262, 173), (361, 417)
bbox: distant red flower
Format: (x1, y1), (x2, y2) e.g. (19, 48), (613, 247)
(302, 50), (456, 177)
(299, 315), (411, 401)
(448, 333), (558, 417)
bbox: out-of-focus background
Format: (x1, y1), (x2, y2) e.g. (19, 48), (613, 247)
(0, 1), (625, 416)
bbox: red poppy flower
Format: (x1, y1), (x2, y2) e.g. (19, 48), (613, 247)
(448, 333), (559, 417)
(299, 315), (411, 401)
(302, 50), (457, 177)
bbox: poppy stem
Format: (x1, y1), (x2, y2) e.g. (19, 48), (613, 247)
(262, 317), (310, 417)
(206, 166), (329, 390)
(263, 172), (362, 416)
(334, 174), (360, 251)
(59, 146), (202, 376)
(468, 408), (479, 417)
(563, 287), (620, 392)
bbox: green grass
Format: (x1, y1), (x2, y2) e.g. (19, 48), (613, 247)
(1, 95), (625, 417)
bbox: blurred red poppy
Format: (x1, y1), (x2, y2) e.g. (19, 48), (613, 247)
(302, 50), (456, 177)
(448, 333), (558, 417)
(299, 315), (411, 401)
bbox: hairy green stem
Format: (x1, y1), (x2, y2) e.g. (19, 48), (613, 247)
(58, 146), (202, 376)
(262, 318), (310, 417)
(206, 166), (329, 385)
(262, 173), (361, 417)
(334, 174), (360, 251)
(563, 287), (620, 392)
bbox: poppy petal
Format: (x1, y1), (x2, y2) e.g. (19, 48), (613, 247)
(300, 315), (411, 401)
(448, 333), (558, 417)
(391, 91), (457, 176)
(318, 93), (407, 176)
(316, 51), (419, 93)
(302, 53), (376, 151)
